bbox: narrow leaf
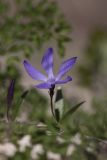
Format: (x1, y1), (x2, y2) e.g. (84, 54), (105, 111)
(54, 87), (64, 122)
(55, 109), (60, 122)
(12, 90), (29, 120)
(61, 101), (85, 121)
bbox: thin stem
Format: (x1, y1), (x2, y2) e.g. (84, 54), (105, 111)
(49, 85), (56, 119)
(50, 94), (55, 118)
(6, 107), (10, 122)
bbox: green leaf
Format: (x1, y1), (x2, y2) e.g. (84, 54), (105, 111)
(54, 109), (60, 122)
(54, 87), (64, 122)
(61, 101), (85, 122)
(12, 90), (29, 120)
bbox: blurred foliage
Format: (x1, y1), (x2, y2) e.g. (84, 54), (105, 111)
(0, 0), (72, 57)
(78, 30), (107, 91)
(0, 84), (107, 159)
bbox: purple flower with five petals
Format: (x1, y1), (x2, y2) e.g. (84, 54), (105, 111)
(23, 48), (77, 90)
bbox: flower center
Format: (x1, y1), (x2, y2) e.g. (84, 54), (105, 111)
(48, 78), (55, 85)
(48, 78), (55, 89)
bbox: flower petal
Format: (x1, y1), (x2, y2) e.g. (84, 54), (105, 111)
(34, 82), (51, 89)
(55, 76), (72, 84)
(23, 60), (47, 81)
(41, 48), (54, 78)
(56, 57), (77, 80)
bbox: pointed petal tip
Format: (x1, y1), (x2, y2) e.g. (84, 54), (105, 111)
(74, 56), (77, 60)
(73, 57), (77, 64)
(23, 60), (28, 65)
(23, 60), (30, 69)
(48, 47), (53, 52)
(23, 60), (26, 63)
(67, 76), (72, 81)
(71, 56), (77, 62)
(68, 57), (77, 63)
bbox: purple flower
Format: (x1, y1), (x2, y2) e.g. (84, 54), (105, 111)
(7, 79), (15, 108)
(6, 79), (15, 121)
(23, 48), (77, 89)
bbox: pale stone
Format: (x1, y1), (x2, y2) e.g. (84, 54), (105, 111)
(31, 144), (44, 160)
(18, 135), (31, 152)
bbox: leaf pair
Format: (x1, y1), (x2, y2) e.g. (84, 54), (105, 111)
(54, 87), (85, 123)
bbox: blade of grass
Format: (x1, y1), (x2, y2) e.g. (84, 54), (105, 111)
(61, 101), (85, 122)
(12, 90), (29, 120)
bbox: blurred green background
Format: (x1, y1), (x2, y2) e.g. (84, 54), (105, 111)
(0, 0), (107, 159)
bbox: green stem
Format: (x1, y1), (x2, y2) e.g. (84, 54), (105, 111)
(50, 94), (55, 118)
